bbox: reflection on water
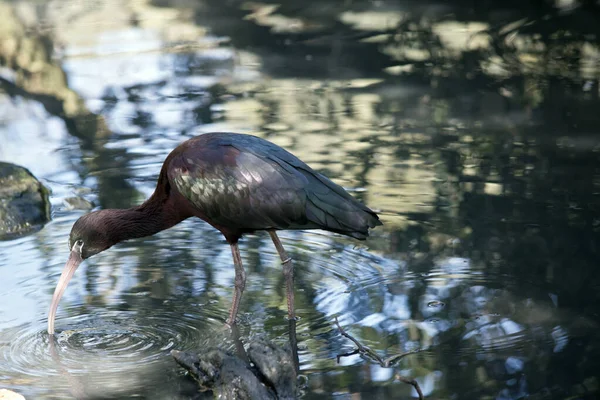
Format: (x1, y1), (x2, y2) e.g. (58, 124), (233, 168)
(1, 0), (600, 399)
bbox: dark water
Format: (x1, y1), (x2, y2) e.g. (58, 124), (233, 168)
(1, 0), (600, 398)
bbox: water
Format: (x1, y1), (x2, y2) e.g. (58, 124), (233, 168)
(1, 0), (600, 398)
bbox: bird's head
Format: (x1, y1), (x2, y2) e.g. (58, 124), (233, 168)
(68, 210), (117, 259)
(48, 210), (118, 335)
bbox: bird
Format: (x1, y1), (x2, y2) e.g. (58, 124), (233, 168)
(47, 132), (382, 334)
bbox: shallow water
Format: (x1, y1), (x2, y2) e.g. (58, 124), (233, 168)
(1, 0), (600, 399)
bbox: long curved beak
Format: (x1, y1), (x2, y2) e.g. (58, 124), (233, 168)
(47, 249), (83, 335)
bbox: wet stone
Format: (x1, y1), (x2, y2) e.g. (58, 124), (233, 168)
(63, 196), (94, 211)
(247, 338), (297, 400)
(172, 339), (296, 400)
(0, 162), (50, 239)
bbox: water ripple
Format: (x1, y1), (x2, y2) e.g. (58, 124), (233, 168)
(0, 310), (220, 397)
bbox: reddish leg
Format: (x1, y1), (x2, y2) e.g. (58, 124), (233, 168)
(268, 230), (296, 320)
(226, 242), (246, 325)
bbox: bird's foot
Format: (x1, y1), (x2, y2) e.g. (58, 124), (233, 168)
(225, 318), (237, 328)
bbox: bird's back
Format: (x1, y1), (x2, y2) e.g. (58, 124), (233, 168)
(165, 133), (381, 241)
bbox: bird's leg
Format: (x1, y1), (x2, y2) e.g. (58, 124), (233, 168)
(227, 242), (246, 325)
(268, 230), (296, 320)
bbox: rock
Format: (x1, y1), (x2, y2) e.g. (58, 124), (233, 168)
(0, 389), (26, 400)
(63, 196), (94, 211)
(247, 339), (296, 400)
(172, 348), (277, 400)
(172, 338), (297, 400)
(0, 162), (50, 239)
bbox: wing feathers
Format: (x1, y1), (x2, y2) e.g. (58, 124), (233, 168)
(171, 133), (381, 239)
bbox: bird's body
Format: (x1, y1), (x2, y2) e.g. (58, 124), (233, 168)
(165, 133), (380, 241)
(49, 132), (381, 334)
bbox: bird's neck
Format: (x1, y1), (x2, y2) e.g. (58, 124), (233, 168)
(103, 206), (168, 244)
(106, 182), (188, 245)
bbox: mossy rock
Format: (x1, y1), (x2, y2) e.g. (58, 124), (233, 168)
(0, 162), (50, 239)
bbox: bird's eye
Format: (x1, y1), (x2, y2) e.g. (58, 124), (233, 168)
(72, 240), (84, 252)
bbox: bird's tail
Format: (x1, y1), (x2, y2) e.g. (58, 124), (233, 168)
(304, 172), (382, 240)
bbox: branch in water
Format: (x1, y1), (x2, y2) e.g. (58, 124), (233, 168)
(334, 317), (424, 400)
(396, 373), (424, 400)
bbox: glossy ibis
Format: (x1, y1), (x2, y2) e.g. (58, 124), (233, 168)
(47, 132), (381, 334)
